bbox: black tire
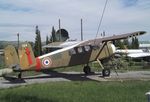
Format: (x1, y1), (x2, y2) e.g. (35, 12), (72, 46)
(18, 72), (22, 79)
(83, 66), (91, 75)
(102, 69), (110, 77)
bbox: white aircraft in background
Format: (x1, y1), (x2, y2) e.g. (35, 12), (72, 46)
(116, 49), (150, 61)
(0, 50), (4, 55)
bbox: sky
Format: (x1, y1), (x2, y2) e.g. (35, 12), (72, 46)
(0, 0), (150, 42)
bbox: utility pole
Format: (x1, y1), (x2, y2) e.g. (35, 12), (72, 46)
(81, 19), (83, 41)
(17, 33), (19, 49)
(59, 19), (61, 42)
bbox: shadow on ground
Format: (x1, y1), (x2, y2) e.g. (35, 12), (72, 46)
(2, 70), (102, 84)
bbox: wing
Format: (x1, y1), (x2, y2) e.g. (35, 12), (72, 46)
(0, 52), (3, 55)
(0, 49), (4, 55)
(128, 53), (150, 58)
(101, 31), (146, 42)
(89, 31), (146, 60)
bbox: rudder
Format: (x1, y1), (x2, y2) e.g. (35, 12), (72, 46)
(18, 42), (36, 70)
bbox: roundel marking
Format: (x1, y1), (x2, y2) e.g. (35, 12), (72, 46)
(42, 57), (52, 68)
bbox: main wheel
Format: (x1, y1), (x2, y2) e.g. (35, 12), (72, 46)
(18, 72), (22, 79)
(83, 66), (91, 75)
(102, 69), (110, 77)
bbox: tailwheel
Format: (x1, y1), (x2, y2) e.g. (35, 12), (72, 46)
(18, 72), (22, 79)
(102, 69), (110, 77)
(83, 66), (91, 75)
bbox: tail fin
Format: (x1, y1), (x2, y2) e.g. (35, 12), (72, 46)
(18, 42), (36, 70)
(4, 42), (36, 71)
(4, 45), (19, 68)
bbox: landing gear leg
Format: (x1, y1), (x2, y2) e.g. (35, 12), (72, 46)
(97, 59), (110, 77)
(83, 65), (91, 75)
(18, 72), (22, 79)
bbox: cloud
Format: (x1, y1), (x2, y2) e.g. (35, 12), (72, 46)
(0, 0), (149, 41)
(120, 0), (138, 7)
(0, 2), (32, 12)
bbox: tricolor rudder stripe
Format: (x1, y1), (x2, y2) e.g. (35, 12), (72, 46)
(36, 57), (41, 71)
(25, 47), (33, 65)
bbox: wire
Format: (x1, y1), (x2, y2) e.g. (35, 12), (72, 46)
(94, 0), (109, 44)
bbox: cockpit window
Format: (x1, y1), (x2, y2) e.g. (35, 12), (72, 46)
(69, 48), (76, 55)
(77, 47), (83, 53)
(84, 45), (91, 51)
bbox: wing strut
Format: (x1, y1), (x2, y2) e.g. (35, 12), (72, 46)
(96, 59), (104, 70)
(105, 43), (123, 82)
(94, 41), (112, 77)
(95, 42), (107, 60)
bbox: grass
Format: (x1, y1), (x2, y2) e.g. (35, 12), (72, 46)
(0, 81), (150, 102)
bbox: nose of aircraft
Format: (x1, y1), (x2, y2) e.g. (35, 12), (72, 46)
(110, 44), (116, 54)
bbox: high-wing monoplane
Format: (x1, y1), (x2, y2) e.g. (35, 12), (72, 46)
(0, 31), (146, 78)
(116, 48), (150, 61)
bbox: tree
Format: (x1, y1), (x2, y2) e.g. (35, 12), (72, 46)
(50, 26), (56, 42)
(114, 40), (124, 49)
(134, 37), (139, 49)
(123, 39), (130, 49)
(34, 25), (42, 57)
(131, 37), (139, 49)
(46, 35), (49, 45)
(131, 37), (135, 49)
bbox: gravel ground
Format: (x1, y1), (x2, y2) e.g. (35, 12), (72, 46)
(0, 71), (150, 89)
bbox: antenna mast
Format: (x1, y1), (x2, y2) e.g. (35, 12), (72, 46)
(59, 19), (61, 42)
(94, 0), (108, 43)
(81, 18), (83, 41)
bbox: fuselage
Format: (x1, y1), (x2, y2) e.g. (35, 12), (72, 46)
(34, 39), (116, 71)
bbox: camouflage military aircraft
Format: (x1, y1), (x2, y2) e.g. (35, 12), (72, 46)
(0, 31), (146, 78)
